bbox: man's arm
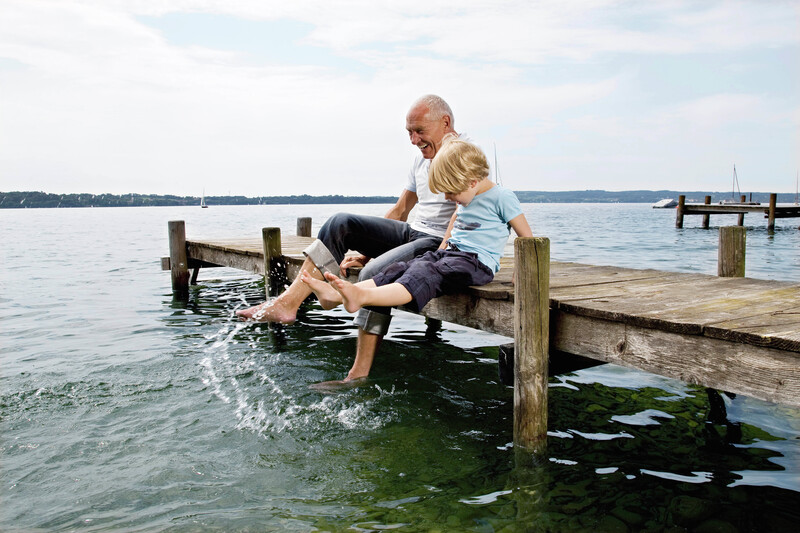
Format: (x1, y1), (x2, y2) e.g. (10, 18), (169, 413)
(339, 189), (420, 276)
(385, 189), (418, 222)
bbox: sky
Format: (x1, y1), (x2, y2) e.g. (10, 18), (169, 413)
(1, 0), (798, 196)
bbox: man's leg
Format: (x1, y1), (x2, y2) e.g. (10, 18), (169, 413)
(237, 213), (388, 322)
(317, 213), (419, 262)
(342, 234), (442, 380)
(347, 329), (382, 380)
(235, 256), (320, 323)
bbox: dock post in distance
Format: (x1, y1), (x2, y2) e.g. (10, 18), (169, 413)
(675, 195), (686, 228)
(702, 196), (711, 229)
(168, 220), (190, 294)
(768, 193), (777, 233)
(296, 217), (312, 238)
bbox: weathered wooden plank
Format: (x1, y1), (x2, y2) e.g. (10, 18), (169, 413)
(704, 306), (800, 351)
(683, 205), (768, 214)
(415, 294), (515, 337)
(680, 204), (799, 219)
(551, 273), (800, 341)
(187, 242), (264, 274)
(549, 262), (674, 288)
(551, 310), (800, 407)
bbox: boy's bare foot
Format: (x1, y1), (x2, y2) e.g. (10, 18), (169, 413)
(235, 297), (297, 323)
(324, 272), (367, 313)
(299, 271), (342, 310)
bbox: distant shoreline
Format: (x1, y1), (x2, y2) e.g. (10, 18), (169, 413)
(1, 190), (797, 209)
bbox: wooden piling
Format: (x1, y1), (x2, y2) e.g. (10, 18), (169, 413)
(675, 195), (686, 228)
(168, 220), (189, 293)
(513, 237), (550, 453)
(768, 193), (777, 232)
(702, 196), (711, 229)
(262, 227), (282, 297)
(718, 226), (746, 277)
(738, 195), (746, 226)
(297, 217), (312, 238)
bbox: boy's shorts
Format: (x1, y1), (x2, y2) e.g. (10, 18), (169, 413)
(372, 249), (494, 312)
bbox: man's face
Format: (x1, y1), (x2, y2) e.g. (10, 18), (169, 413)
(406, 104), (450, 160)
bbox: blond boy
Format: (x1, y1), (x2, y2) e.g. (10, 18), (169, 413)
(301, 139), (532, 316)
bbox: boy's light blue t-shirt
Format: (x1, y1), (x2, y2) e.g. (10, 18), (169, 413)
(448, 185), (523, 273)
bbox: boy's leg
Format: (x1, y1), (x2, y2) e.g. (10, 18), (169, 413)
(238, 213), (416, 323)
(325, 273), (411, 313)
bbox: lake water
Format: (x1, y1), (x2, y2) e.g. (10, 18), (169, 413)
(2, 204), (799, 532)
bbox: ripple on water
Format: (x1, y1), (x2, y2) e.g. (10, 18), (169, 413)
(197, 320), (405, 440)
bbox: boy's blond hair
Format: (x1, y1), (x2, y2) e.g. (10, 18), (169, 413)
(428, 138), (490, 194)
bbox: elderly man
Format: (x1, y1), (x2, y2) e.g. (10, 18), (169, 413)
(237, 94), (466, 384)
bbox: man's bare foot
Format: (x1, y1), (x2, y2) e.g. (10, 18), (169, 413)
(235, 296), (297, 323)
(308, 376), (369, 392)
(324, 272), (367, 313)
(299, 271), (342, 310)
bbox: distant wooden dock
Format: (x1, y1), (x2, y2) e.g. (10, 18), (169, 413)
(164, 220), (800, 450)
(676, 194), (800, 230)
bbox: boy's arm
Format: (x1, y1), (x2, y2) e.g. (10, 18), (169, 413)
(439, 211), (458, 249)
(509, 214), (533, 285)
(509, 213), (533, 238)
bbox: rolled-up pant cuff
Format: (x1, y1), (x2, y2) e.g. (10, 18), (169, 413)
(303, 239), (340, 277)
(354, 308), (392, 336)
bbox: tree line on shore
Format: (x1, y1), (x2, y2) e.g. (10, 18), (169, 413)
(0, 190), (795, 209)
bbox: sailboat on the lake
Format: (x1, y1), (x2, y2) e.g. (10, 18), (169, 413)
(720, 164), (742, 204)
(201, 190), (208, 208)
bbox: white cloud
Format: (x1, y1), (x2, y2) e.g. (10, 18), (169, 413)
(0, 0), (797, 195)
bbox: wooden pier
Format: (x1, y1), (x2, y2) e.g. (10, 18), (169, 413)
(164, 220), (800, 450)
(675, 194), (800, 230)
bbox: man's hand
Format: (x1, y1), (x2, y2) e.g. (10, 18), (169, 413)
(339, 255), (370, 277)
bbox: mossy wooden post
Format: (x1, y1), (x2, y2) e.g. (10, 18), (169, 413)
(168, 220), (189, 294)
(768, 193), (777, 232)
(738, 195), (747, 226)
(297, 217), (312, 238)
(718, 226), (746, 277)
(513, 237), (550, 453)
(702, 196), (711, 229)
(262, 227), (282, 297)
(675, 195), (686, 228)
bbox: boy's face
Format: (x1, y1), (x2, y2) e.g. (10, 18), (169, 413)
(444, 181), (478, 206)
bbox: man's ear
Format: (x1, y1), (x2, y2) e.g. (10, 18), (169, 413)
(442, 114), (451, 129)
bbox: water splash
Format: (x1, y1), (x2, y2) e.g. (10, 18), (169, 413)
(198, 318), (402, 438)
